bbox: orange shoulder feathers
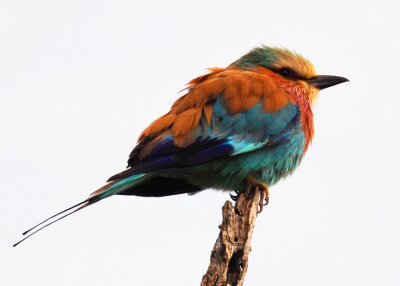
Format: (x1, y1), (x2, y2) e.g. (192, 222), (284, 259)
(139, 67), (294, 148)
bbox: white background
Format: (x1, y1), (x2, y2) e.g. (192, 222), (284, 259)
(1, 1), (399, 285)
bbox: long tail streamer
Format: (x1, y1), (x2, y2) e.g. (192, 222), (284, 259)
(13, 173), (151, 247)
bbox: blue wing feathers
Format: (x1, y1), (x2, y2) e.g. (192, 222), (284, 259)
(111, 97), (300, 181)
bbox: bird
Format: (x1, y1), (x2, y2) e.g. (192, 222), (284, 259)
(14, 45), (348, 247)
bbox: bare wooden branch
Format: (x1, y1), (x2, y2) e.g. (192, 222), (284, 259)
(201, 186), (261, 286)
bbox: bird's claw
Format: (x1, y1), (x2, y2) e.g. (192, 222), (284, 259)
(246, 176), (269, 213)
(230, 177), (269, 213)
(230, 190), (241, 201)
(257, 187), (269, 213)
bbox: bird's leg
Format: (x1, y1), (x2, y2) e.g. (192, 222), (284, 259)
(247, 176), (269, 213)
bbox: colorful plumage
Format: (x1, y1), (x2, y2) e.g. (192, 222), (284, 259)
(14, 45), (348, 246)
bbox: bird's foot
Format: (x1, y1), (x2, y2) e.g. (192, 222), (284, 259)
(247, 176), (269, 213)
(230, 177), (269, 212)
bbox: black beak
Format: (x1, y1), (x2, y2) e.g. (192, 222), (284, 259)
(307, 75), (349, 90)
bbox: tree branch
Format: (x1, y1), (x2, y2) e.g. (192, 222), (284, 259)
(201, 186), (261, 286)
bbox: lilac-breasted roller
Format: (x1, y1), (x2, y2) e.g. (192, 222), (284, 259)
(14, 45), (348, 246)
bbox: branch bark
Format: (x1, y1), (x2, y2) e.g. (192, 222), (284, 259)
(201, 186), (261, 286)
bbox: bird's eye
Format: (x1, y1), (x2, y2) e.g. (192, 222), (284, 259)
(276, 68), (295, 78)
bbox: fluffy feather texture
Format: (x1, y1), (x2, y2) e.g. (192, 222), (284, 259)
(108, 46), (321, 194)
(105, 48), (318, 194)
(15, 46), (348, 247)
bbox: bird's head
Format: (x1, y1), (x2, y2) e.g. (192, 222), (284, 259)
(230, 45), (348, 103)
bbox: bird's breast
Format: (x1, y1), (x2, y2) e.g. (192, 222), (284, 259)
(174, 125), (307, 191)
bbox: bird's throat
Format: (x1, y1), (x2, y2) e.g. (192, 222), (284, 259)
(280, 81), (315, 152)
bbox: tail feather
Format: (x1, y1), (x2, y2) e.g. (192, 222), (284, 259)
(14, 173), (151, 247)
(13, 200), (91, 247)
(91, 173), (149, 200)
